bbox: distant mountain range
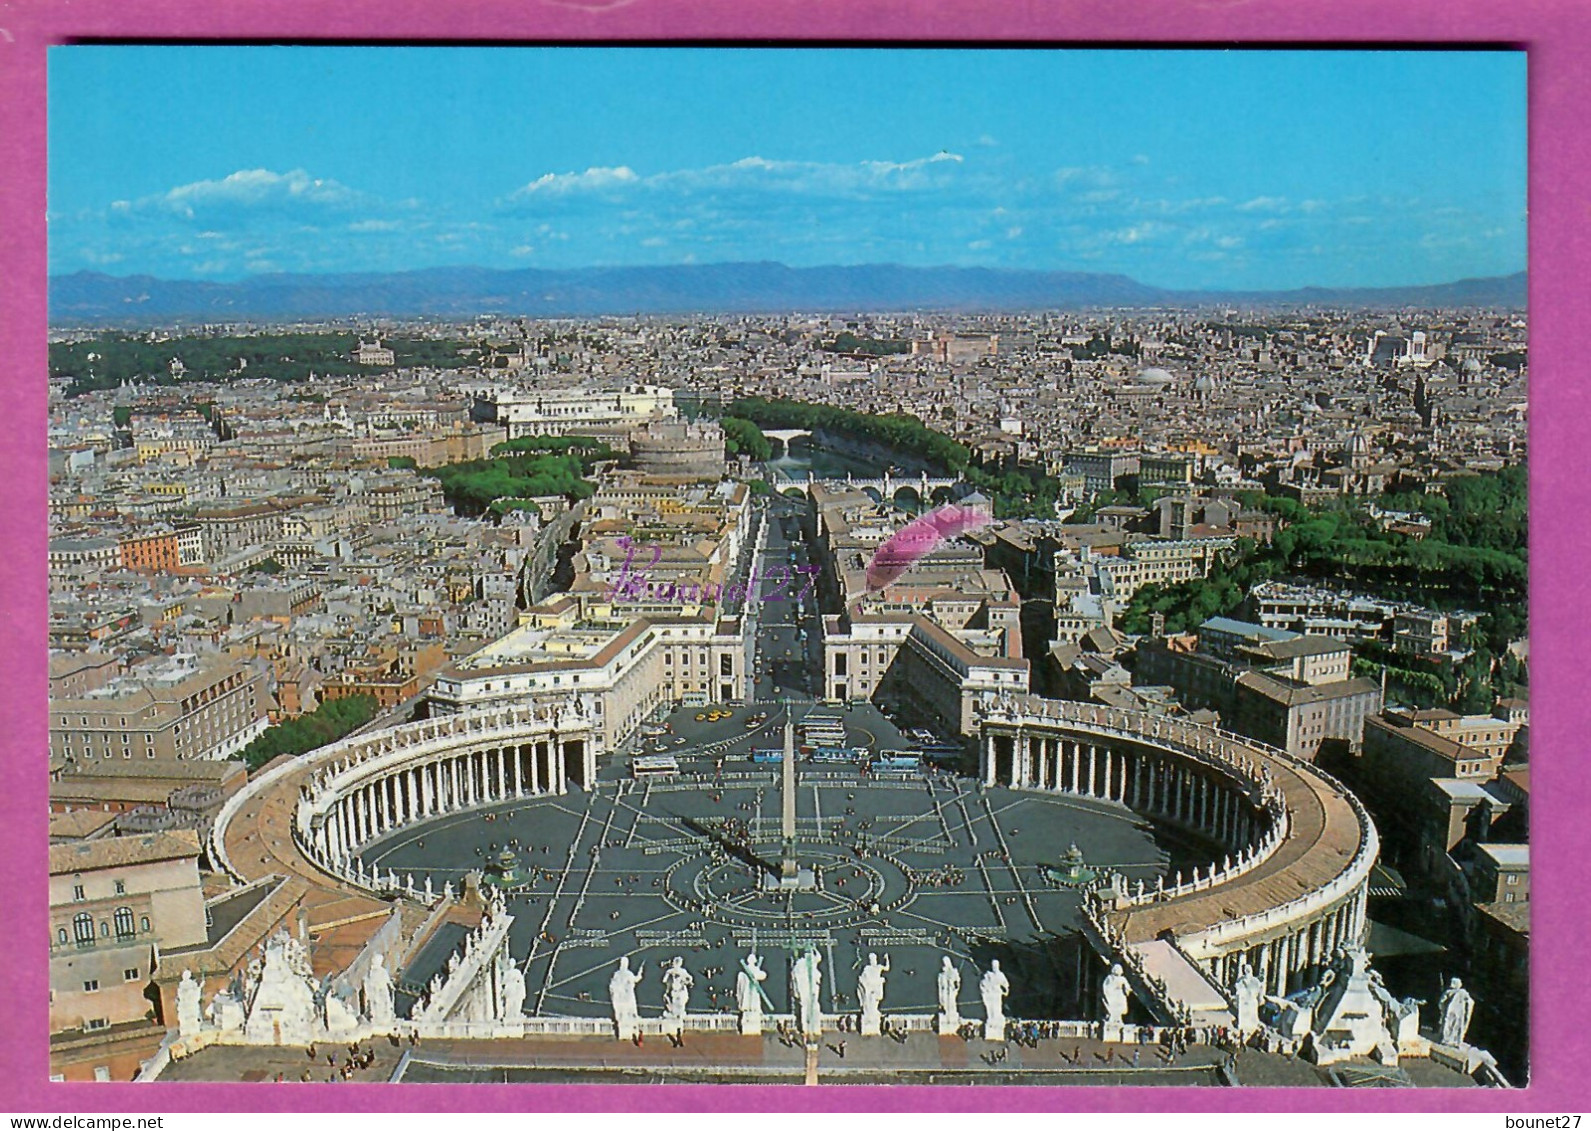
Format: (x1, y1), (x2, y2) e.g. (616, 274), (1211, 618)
(47, 262), (1527, 324)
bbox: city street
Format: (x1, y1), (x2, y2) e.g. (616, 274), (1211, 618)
(748, 495), (824, 701)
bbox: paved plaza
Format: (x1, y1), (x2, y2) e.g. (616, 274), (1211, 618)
(362, 700), (1225, 1024)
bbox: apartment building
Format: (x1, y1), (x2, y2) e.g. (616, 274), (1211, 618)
(49, 654), (271, 764)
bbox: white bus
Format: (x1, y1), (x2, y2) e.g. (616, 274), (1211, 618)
(802, 727), (848, 745)
(632, 754), (680, 779)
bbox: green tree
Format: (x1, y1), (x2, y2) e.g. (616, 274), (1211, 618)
(235, 694), (378, 772)
(720, 416), (773, 461)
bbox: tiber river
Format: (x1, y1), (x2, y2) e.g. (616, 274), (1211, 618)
(763, 436), (890, 482)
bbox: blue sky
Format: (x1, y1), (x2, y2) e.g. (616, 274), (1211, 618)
(48, 47), (1526, 290)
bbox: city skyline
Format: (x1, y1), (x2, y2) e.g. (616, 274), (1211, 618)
(48, 47), (1526, 290)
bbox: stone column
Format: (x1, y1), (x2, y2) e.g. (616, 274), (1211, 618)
(1086, 745), (1097, 797)
(514, 745), (524, 796)
(1069, 741), (1080, 793)
(1102, 747), (1114, 801)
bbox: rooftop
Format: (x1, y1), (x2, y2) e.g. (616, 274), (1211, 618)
(1200, 616), (1298, 643)
(48, 829), (201, 876)
(1474, 843), (1529, 868)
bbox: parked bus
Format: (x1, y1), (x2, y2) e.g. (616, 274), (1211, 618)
(809, 746), (856, 763)
(632, 754), (680, 779)
(802, 729), (848, 745)
(872, 752), (922, 773)
(801, 721), (847, 738)
(750, 748), (785, 763)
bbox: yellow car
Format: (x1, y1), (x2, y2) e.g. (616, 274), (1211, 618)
(695, 713), (707, 722)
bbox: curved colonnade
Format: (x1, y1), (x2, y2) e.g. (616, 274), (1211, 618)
(211, 706), (598, 901)
(213, 695), (1375, 1029)
(979, 696), (1378, 1010)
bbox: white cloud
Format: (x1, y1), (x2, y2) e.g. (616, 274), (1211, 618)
(347, 219), (401, 233)
(513, 166), (640, 196)
(506, 152), (969, 206)
(1237, 196), (1289, 213)
(160, 168), (358, 217)
(1111, 222), (1170, 244)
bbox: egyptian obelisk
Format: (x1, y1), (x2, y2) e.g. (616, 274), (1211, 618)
(780, 715), (798, 884)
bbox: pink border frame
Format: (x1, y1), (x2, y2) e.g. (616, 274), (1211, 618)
(0, 0), (1579, 1113)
